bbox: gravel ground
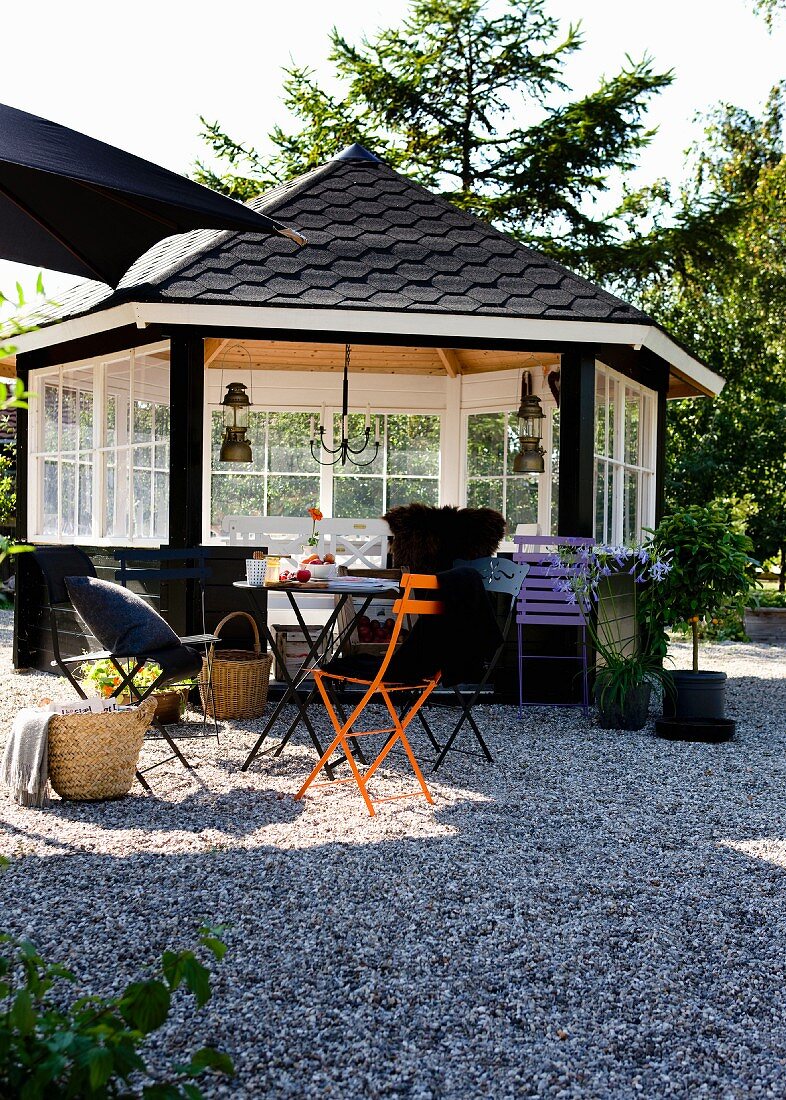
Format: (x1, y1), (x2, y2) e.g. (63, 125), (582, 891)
(2, 608), (786, 1098)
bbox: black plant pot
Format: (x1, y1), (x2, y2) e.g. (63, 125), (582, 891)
(655, 717), (736, 743)
(596, 682), (652, 731)
(664, 670), (727, 720)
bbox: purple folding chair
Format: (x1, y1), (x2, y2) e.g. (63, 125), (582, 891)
(513, 535), (596, 718)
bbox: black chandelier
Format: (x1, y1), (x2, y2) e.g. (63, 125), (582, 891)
(309, 343), (380, 467)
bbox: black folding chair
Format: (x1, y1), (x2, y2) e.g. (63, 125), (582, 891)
(114, 548), (220, 742)
(420, 556), (529, 771)
(33, 546), (212, 789)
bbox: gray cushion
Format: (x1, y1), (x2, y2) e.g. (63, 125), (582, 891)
(65, 575), (180, 655)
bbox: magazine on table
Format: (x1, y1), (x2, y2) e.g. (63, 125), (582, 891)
(329, 577), (398, 591)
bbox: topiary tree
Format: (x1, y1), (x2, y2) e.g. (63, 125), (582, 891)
(647, 503), (757, 673)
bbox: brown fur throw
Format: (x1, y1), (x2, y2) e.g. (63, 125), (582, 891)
(383, 504), (506, 573)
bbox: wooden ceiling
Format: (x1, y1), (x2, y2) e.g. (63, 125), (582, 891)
(204, 338), (560, 377)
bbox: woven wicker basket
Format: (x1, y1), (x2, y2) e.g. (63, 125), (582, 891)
(48, 697), (157, 801)
(198, 612), (272, 720)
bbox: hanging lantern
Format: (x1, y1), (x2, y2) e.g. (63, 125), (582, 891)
(513, 370), (545, 474)
(220, 381), (252, 462)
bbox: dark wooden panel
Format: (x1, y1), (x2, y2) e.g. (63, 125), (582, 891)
(557, 349), (595, 538)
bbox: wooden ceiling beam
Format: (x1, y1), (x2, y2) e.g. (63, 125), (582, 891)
(204, 337), (231, 367)
(436, 347), (463, 377)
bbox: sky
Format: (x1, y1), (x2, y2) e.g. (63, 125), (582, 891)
(0, 0), (783, 301)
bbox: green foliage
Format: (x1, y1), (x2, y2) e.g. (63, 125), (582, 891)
(551, 543), (674, 714)
(195, 0), (672, 252)
(748, 588), (786, 609)
(753, 0), (785, 28)
(632, 89), (786, 575)
(647, 503), (757, 671)
(79, 658), (195, 702)
(0, 923), (233, 1098)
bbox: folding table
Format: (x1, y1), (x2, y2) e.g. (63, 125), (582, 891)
(235, 578), (399, 776)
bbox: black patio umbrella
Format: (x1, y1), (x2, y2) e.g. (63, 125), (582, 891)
(0, 102), (304, 285)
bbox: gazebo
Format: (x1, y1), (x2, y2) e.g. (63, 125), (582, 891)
(11, 144), (722, 685)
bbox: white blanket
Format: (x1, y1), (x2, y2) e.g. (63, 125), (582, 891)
(1, 709), (53, 807)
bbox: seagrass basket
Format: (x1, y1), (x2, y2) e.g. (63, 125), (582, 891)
(198, 611), (272, 720)
(47, 697), (157, 801)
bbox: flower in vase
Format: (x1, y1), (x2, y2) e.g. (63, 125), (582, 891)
(306, 506), (323, 547)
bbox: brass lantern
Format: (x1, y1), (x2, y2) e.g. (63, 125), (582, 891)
(220, 381), (252, 462)
(513, 370), (545, 474)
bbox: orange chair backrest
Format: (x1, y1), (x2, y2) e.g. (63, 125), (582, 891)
(391, 573), (444, 618)
(365, 573), (443, 685)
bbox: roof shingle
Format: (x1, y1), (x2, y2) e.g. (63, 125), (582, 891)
(31, 146), (651, 328)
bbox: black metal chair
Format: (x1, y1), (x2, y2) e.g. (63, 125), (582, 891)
(32, 546), (212, 788)
(114, 547), (219, 741)
(419, 556), (529, 771)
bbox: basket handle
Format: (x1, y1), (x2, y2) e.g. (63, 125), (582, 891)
(213, 611), (262, 654)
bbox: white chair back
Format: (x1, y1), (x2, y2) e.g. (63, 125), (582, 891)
(321, 518), (390, 569)
(223, 515), (317, 558)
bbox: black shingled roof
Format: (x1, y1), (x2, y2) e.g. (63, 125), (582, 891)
(35, 145), (651, 327)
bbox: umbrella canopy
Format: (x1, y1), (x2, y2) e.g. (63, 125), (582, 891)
(0, 102), (305, 285)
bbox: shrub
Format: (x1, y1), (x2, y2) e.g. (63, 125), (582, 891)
(0, 905), (233, 1098)
(647, 503), (757, 670)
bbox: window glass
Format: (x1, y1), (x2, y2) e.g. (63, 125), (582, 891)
(267, 474), (321, 515)
(268, 412), (316, 473)
(467, 413), (505, 477)
(550, 409), (560, 535)
(388, 415), (440, 476)
(44, 385), (59, 451)
(333, 476), (384, 518)
(331, 412), (439, 517)
(625, 387), (640, 466)
(466, 477), (504, 513)
(466, 409), (544, 531)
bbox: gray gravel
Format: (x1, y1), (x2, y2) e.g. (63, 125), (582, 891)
(2, 606), (786, 1098)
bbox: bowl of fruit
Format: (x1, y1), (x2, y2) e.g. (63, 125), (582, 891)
(294, 552), (338, 580)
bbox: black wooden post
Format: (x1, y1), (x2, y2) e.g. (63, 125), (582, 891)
(167, 336), (205, 635)
(168, 336), (204, 549)
(557, 349), (595, 537)
(13, 354), (31, 668)
(654, 386), (668, 525)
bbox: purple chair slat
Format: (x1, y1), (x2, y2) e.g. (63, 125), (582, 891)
(514, 533), (596, 718)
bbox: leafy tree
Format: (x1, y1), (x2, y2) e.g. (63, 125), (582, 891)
(196, 0), (672, 251)
(753, 0), (785, 27)
(636, 87), (786, 581)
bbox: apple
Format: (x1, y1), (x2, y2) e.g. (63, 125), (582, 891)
(324, 553), (336, 564)
(296, 568), (312, 583)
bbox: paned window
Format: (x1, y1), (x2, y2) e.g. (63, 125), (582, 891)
(332, 413), (440, 518)
(594, 365), (656, 543)
(30, 348), (170, 544)
(209, 410), (440, 532)
(210, 410), (320, 534)
(465, 411), (542, 530)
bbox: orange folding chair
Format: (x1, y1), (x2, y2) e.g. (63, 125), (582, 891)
(295, 573), (443, 816)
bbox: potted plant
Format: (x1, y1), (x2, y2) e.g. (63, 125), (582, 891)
(646, 503), (756, 736)
(79, 658), (194, 724)
(548, 542), (674, 730)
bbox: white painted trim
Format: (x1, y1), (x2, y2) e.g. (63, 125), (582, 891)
(12, 300), (723, 396)
(13, 304), (138, 352)
(441, 376), (462, 505)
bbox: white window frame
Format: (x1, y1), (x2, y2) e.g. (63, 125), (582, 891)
(204, 402), (443, 541)
(460, 407), (556, 535)
(593, 362), (657, 544)
(28, 343), (171, 546)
